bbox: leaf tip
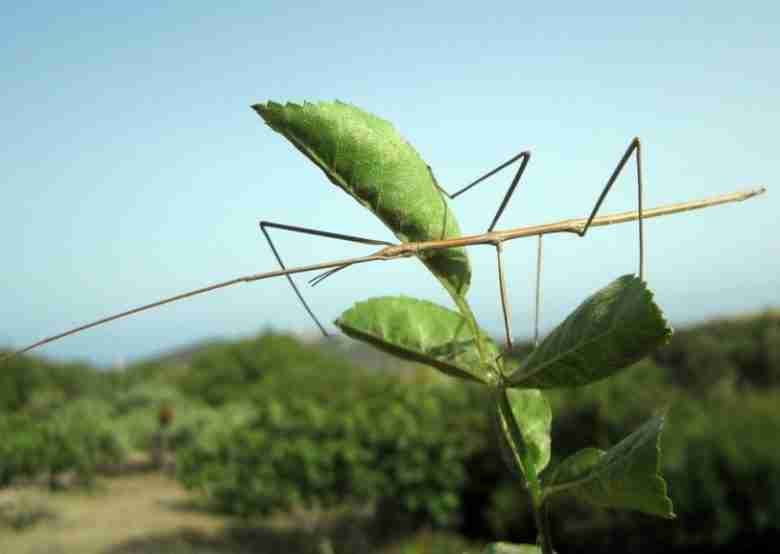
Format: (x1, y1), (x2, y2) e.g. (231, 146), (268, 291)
(633, 274), (674, 343)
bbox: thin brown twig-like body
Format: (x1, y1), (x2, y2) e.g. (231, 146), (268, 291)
(2, 186), (766, 360)
(395, 187), (765, 255)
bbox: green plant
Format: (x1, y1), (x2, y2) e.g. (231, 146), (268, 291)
(251, 100), (711, 553)
(0, 399), (128, 489)
(0, 413), (48, 486)
(175, 367), (479, 528)
(43, 398), (128, 487)
(3, 99), (764, 551)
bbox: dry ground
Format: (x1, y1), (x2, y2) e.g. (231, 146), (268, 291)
(0, 473), (477, 554)
(0, 473), (241, 554)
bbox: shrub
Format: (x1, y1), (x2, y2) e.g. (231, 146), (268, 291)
(481, 363), (780, 552)
(653, 311), (780, 389)
(0, 413), (48, 486)
(43, 398), (128, 485)
(178, 333), (359, 406)
(177, 374), (480, 527)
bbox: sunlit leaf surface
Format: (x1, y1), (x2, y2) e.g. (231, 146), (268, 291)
(543, 415), (675, 518)
(508, 275), (672, 388)
(335, 295), (496, 383)
(494, 387), (551, 482)
(483, 543), (542, 554)
(254, 100), (471, 297)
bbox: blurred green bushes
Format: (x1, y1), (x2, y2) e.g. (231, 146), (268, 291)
(2, 311), (779, 553)
(0, 399), (126, 488)
(482, 360), (780, 552)
(170, 316), (780, 552)
(177, 370), (482, 527)
(653, 310), (780, 389)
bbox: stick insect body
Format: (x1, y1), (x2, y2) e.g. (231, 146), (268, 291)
(2, 101), (767, 362)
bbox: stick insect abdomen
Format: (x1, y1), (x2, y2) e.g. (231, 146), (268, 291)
(253, 100), (471, 297)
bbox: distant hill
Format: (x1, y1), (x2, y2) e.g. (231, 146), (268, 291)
(122, 308), (780, 390)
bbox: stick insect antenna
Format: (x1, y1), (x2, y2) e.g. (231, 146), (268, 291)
(309, 264), (351, 287)
(1, 252), (386, 363)
(259, 221), (393, 336)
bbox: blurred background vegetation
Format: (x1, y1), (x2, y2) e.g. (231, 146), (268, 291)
(1, 310), (779, 553)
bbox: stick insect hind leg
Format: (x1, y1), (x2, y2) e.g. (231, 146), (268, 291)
(437, 137), (645, 358)
(259, 221), (394, 336)
(578, 137), (645, 280)
(529, 136), (646, 349)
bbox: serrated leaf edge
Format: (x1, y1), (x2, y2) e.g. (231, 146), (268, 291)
(542, 414), (675, 519)
(494, 387), (534, 482)
(334, 296), (489, 384)
(510, 275), (673, 386)
(254, 101), (379, 218)
(253, 100), (472, 300)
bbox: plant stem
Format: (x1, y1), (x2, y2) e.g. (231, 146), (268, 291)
(532, 495), (554, 554)
(452, 294), (491, 371)
(494, 384), (554, 552)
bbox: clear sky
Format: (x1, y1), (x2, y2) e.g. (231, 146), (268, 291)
(2, 2), (778, 366)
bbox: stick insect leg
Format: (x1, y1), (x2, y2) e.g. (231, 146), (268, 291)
(432, 150), (532, 233)
(259, 221), (393, 336)
(495, 242), (513, 350)
(495, 232), (542, 353)
(579, 137), (645, 280)
(433, 151), (531, 350)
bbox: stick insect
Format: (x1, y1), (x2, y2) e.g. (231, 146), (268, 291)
(2, 101), (766, 362)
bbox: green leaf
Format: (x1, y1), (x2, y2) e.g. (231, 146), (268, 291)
(253, 100), (471, 298)
(508, 275), (672, 388)
(334, 296), (497, 383)
(494, 387), (551, 481)
(543, 415), (675, 518)
(483, 543), (541, 554)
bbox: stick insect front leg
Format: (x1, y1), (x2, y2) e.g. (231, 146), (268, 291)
(432, 150), (532, 351)
(283, 151), (534, 345)
(259, 221), (394, 336)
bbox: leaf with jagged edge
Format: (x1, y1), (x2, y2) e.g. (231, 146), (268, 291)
(253, 100), (471, 299)
(483, 543), (541, 554)
(494, 387), (551, 482)
(334, 296), (498, 384)
(508, 275), (672, 388)
(542, 414), (675, 518)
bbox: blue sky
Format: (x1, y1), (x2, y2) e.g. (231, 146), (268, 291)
(2, 2), (778, 366)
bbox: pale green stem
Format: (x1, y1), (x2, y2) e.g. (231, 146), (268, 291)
(532, 497), (554, 554)
(452, 293), (497, 380)
(495, 385), (554, 554)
